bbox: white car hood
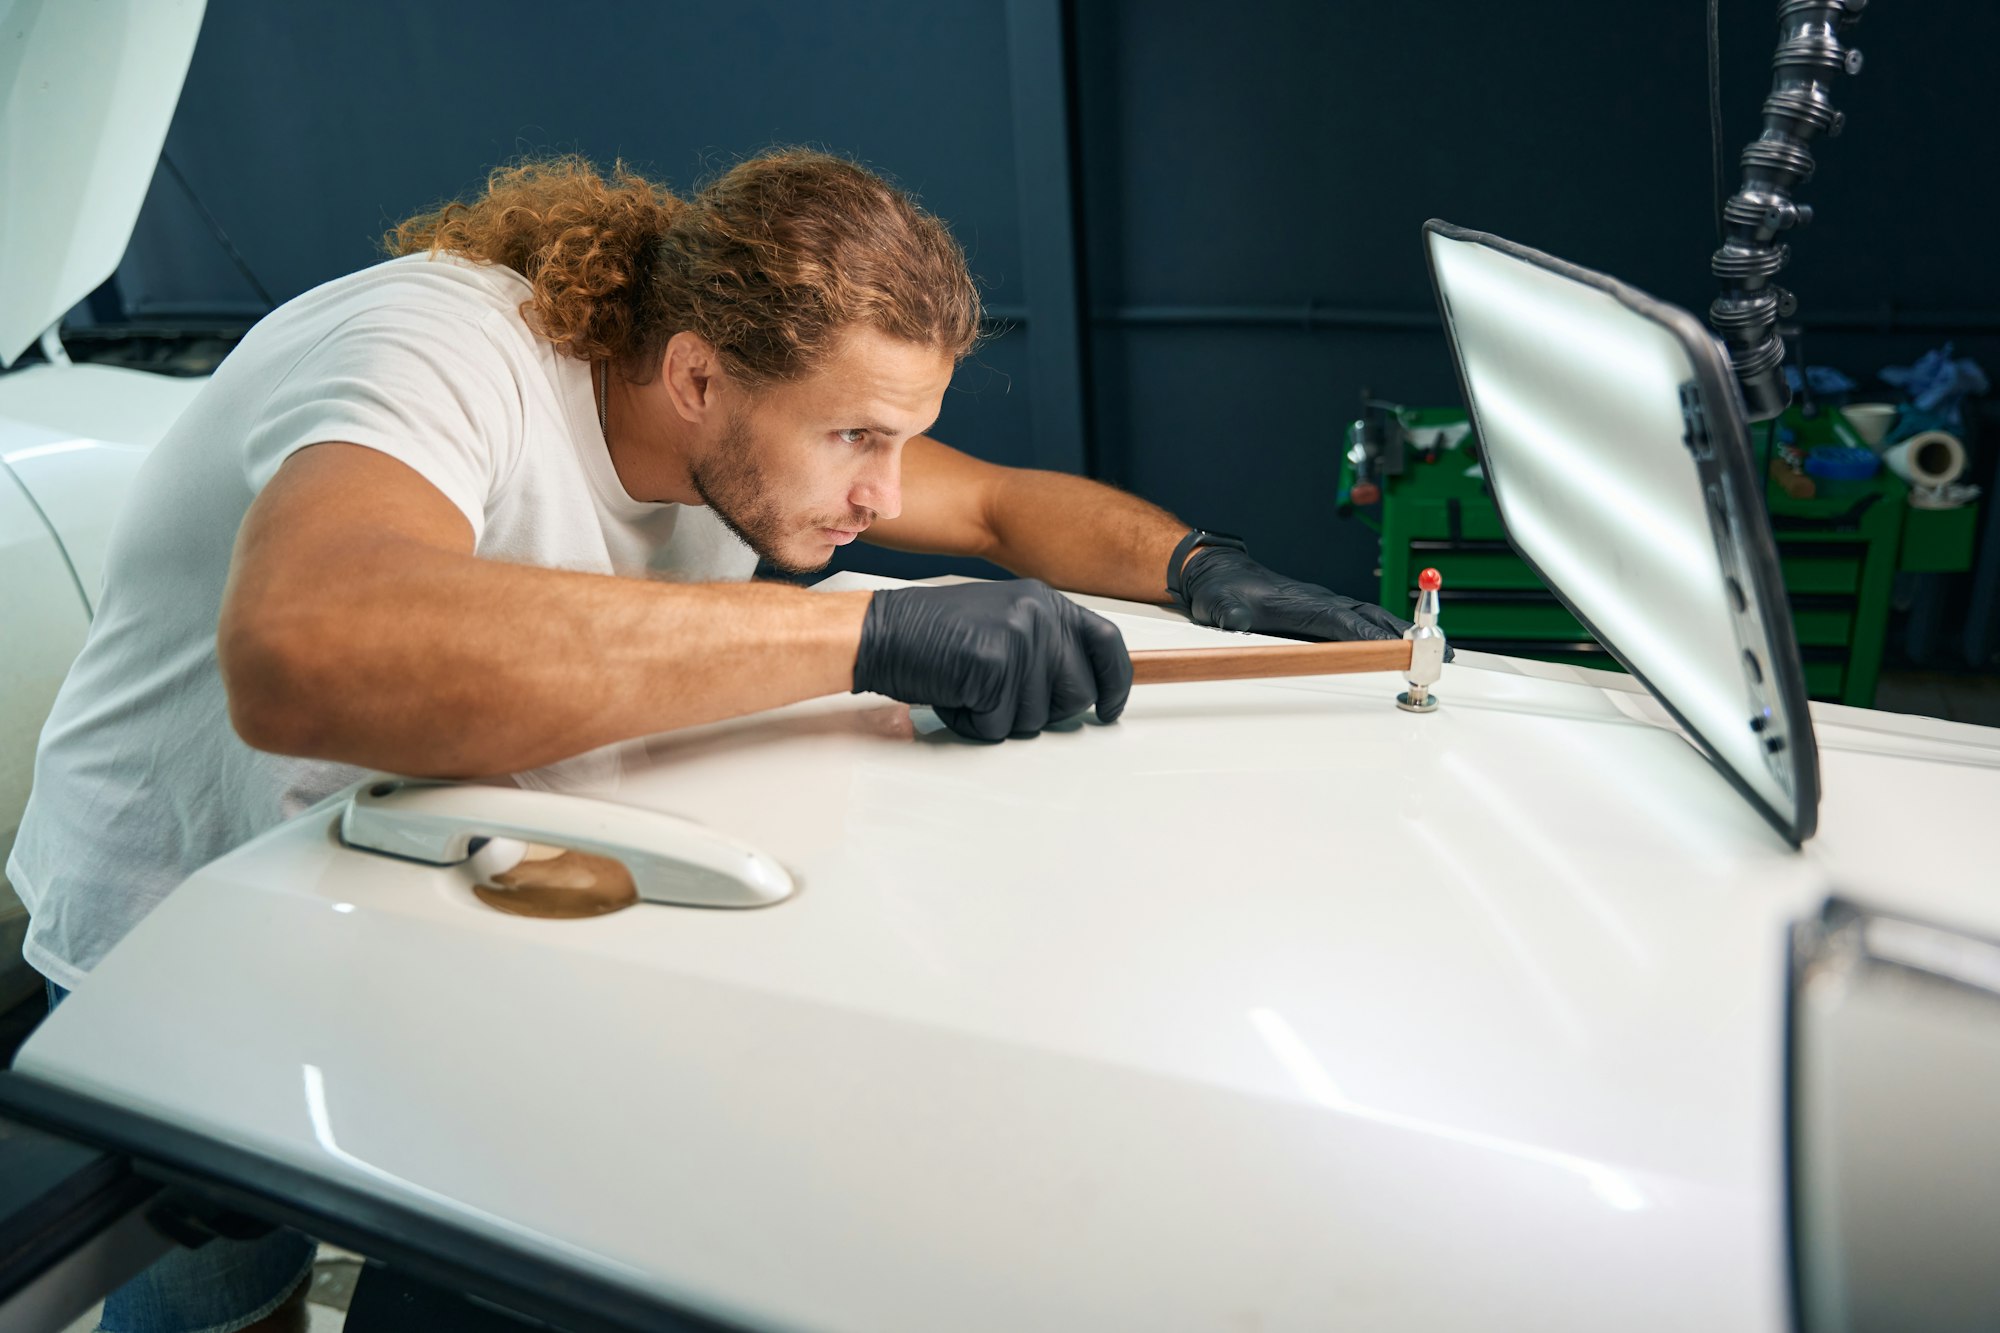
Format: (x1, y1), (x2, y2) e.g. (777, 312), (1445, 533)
(0, 362), (208, 608)
(0, 0), (206, 366)
(18, 574), (2000, 1332)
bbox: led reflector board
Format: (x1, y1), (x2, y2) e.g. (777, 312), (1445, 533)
(1425, 221), (1818, 843)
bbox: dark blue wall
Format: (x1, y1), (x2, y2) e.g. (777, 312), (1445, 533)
(114, 1), (2000, 616)
(1074, 0), (2000, 598)
(116, 0), (1039, 513)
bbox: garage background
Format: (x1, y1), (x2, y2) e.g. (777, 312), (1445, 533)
(82, 0), (2000, 684)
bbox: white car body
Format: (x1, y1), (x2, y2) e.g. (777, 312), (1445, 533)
(3, 4), (1997, 1331)
(11, 597), (2000, 1331)
(0, 0), (209, 1006)
(0, 325), (212, 1011)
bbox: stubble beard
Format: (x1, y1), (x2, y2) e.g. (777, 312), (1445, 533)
(689, 412), (859, 577)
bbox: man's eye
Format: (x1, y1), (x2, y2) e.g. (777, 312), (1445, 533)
(837, 429), (869, 446)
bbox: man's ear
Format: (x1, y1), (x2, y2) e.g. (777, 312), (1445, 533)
(660, 331), (723, 425)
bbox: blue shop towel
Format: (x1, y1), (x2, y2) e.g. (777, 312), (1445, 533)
(1881, 343), (1989, 431)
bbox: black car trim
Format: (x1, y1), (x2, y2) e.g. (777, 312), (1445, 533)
(0, 1073), (743, 1333)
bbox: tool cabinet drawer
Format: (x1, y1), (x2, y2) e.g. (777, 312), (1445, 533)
(1425, 598), (1588, 641)
(1802, 659), (1846, 698)
(1790, 601), (1856, 647)
(1778, 553), (1862, 595)
(1399, 500), (1508, 543)
(1404, 545), (1547, 591)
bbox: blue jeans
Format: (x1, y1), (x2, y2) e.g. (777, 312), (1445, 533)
(46, 982), (318, 1333)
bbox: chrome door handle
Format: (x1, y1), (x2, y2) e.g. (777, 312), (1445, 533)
(339, 780), (794, 909)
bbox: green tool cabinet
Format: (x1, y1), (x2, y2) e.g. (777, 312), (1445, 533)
(1341, 406), (1982, 707)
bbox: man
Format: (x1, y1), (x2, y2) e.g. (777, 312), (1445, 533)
(9, 149), (1409, 1331)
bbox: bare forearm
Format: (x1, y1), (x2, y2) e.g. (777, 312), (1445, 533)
(220, 541), (870, 777)
(983, 469), (1188, 602)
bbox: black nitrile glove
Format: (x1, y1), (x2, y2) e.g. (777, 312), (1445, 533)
(853, 581), (1133, 742)
(1176, 546), (1424, 645)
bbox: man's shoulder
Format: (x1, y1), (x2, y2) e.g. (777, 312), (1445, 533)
(289, 252), (535, 329)
(230, 253), (552, 386)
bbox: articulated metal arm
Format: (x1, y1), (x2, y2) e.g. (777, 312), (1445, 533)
(1709, 0), (1867, 421)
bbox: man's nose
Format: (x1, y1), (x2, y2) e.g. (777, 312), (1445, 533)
(852, 451), (902, 521)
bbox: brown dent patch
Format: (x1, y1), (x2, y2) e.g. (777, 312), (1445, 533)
(472, 846), (639, 919)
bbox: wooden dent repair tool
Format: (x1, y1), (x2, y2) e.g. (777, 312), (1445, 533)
(1128, 568), (1448, 712)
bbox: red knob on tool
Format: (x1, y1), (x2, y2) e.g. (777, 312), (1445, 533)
(1418, 568), (1442, 592)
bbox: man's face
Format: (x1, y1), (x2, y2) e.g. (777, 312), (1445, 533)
(687, 327), (953, 575)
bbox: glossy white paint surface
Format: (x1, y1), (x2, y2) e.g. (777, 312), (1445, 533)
(23, 575), (2000, 1331)
(0, 362), (209, 449)
(0, 364), (206, 609)
(0, 0), (206, 365)
(0, 364), (200, 995)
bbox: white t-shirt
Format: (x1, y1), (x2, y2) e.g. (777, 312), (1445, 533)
(8, 252), (757, 989)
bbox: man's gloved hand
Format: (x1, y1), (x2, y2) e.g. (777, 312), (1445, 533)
(853, 581), (1132, 742)
(1176, 545), (1425, 645)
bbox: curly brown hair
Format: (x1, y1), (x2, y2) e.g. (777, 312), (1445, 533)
(385, 150), (983, 388)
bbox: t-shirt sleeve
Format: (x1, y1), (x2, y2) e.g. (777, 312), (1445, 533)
(241, 309), (525, 542)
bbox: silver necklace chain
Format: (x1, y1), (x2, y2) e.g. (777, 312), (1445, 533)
(595, 362), (610, 438)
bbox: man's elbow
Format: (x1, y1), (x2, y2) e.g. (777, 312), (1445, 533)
(217, 612), (328, 757)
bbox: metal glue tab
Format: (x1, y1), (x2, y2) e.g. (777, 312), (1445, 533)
(1398, 569), (1445, 713)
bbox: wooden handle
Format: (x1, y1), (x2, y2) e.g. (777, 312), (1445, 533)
(1130, 639), (1412, 685)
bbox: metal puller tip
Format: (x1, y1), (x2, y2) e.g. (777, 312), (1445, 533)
(1397, 567), (1446, 713)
